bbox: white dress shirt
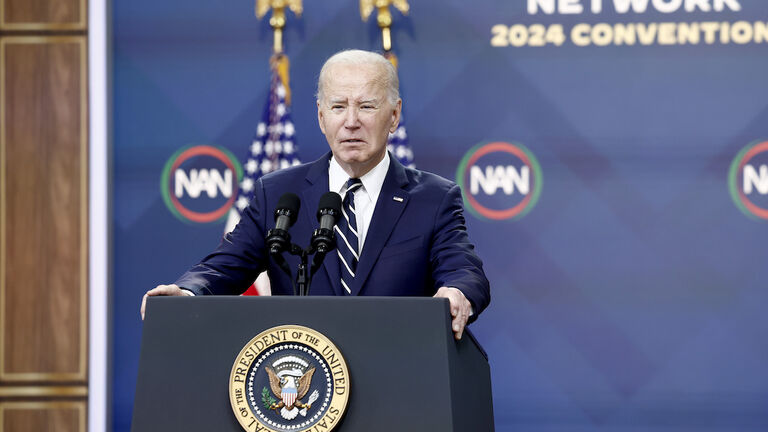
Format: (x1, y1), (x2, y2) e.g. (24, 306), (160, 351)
(328, 152), (390, 254)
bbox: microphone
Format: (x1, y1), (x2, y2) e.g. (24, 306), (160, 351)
(305, 192), (342, 295)
(266, 193), (301, 254)
(312, 192), (342, 254)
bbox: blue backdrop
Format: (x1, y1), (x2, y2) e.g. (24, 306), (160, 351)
(112, 1), (768, 430)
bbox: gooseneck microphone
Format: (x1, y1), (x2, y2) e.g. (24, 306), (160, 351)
(266, 193), (301, 255)
(312, 192), (342, 255)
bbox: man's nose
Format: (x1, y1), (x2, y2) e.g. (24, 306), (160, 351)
(344, 108), (360, 128)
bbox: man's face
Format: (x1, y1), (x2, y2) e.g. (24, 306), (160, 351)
(318, 63), (401, 176)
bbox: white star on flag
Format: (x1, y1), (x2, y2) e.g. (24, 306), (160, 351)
(245, 159), (258, 174)
(240, 177), (254, 192)
(260, 159), (273, 174)
(250, 140), (262, 155)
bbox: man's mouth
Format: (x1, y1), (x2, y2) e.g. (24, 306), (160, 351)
(341, 139), (365, 144)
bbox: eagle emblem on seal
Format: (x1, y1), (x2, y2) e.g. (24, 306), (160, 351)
(265, 355), (320, 420)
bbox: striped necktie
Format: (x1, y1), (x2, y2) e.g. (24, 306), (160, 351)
(335, 178), (362, 295)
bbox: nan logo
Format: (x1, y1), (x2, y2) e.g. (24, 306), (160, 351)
(229, 325), (349, 432)
(161, 145), (242, 223)
(729, 140), (768, 220)
(456, 141), (542, 220)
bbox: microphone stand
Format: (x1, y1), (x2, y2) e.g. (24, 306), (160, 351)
(291, 244), (309, 297)
(270, 242), (321, 297)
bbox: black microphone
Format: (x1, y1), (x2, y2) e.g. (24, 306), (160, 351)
(266, 193), (300, 254)
(312, 192), (342, 254)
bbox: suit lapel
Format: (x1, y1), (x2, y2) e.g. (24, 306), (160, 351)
(302, 153), (344, 296)
(350, 157), (410, 296)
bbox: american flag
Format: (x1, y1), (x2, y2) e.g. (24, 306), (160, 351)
(225, 54), (301, 295)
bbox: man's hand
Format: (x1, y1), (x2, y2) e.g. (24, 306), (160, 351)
(434, 287), (471, 340)
(141, 284), (188, 320)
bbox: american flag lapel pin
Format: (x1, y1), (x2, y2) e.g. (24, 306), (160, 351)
(393, 196), (404, 202)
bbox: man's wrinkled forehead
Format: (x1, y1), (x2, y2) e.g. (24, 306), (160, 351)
(319, 63), (388, 103)
(323, 84), (386, 106)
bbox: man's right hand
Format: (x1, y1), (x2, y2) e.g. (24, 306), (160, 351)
(140, 284), (188, 320)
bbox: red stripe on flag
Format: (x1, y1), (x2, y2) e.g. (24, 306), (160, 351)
(241, 284), (259, 296)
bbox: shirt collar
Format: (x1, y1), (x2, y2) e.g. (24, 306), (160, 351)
(329, 151), (390, 203)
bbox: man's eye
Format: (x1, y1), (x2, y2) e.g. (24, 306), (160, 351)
(361, 105), (375, 110)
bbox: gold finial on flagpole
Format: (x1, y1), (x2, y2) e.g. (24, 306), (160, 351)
(360, 0), (409, 52)
(256, 0), (303, 54)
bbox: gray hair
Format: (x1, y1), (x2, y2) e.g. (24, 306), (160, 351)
(316, 50), (400, 106)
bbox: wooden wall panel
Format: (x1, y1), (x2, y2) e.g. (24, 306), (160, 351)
(0, 401), (85, 432)
(0, 0), (85, 30)
(0, 0), (90, 425)
(0, 37), (87, 382)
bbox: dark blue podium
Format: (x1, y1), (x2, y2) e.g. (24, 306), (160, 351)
(132, 296), (494, 431)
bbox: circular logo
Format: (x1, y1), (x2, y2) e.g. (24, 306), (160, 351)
(229, 326), (350, 432)
(160, 145), (243, 223)
(456, 141), (542, 220)
(729, 140), (768, 220)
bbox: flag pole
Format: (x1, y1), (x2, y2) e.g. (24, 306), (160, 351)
(256, 0), (303, 55)
(360, 0), (409, 54)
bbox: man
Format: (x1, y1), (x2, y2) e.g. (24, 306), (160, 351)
(142, 50), (490, 339)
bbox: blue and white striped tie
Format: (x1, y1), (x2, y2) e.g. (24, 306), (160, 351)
(335, 178), (362, 295)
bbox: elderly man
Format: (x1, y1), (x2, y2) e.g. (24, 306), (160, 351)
(142, 50), (490, 339)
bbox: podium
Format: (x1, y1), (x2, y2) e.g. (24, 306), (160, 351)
(132, 296), (494, 431)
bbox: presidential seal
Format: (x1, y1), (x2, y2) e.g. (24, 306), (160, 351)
(229, 325), (350, 432)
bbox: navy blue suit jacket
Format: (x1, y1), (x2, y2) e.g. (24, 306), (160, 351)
(175, 152), (490, 316)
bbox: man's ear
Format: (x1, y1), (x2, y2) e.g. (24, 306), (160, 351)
(389, 99), (402, 133)
(317, 101), (326, 135)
